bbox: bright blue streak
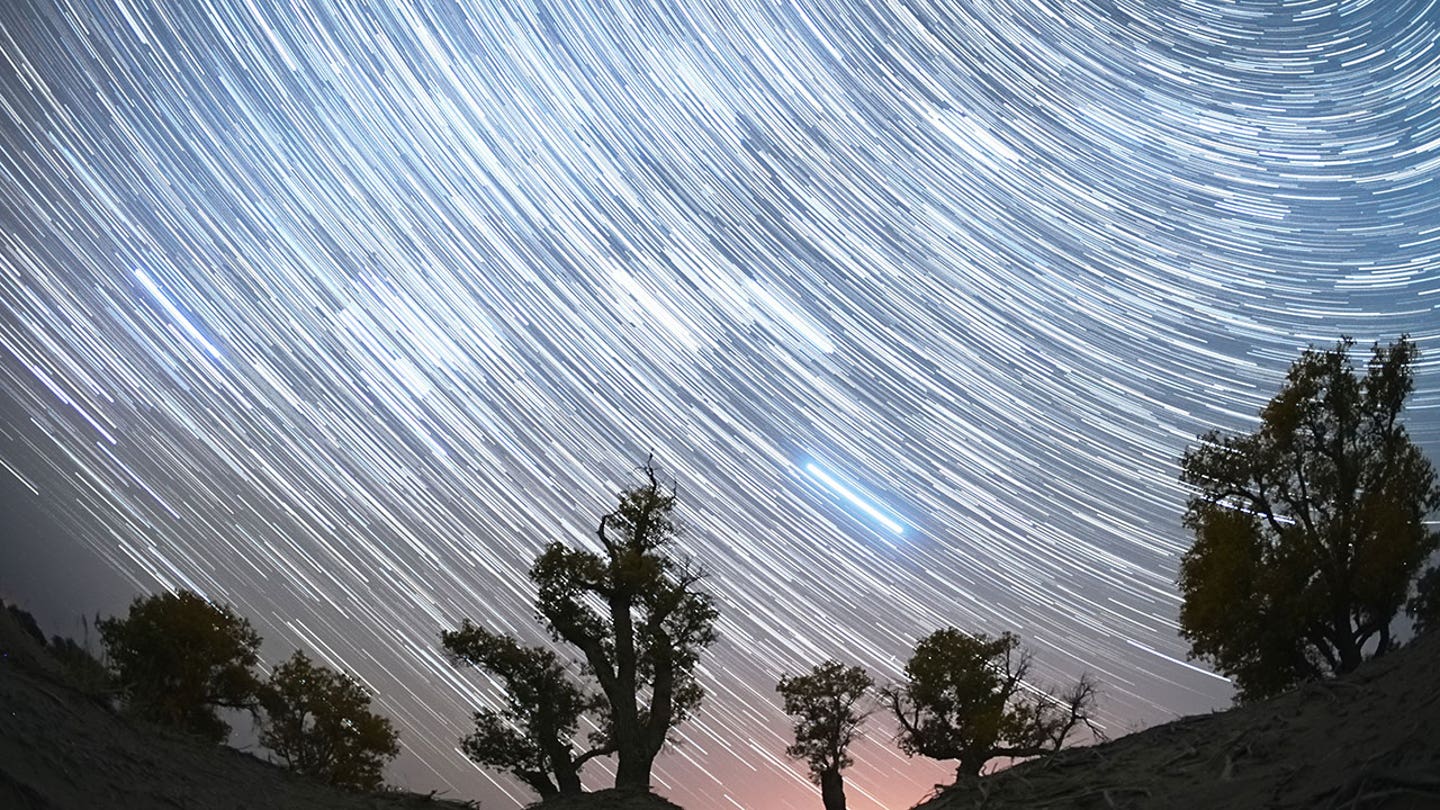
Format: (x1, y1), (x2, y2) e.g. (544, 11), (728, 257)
(804, 462), (904, 534)
(135, 269), (223, 360)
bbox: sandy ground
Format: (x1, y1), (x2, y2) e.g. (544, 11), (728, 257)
(913, 631), (1440, 810)
(0, 604), (682, 810)
(530, 790), (683, 809)
(0, 606), (478, 810)
(5, 598), (1440, 810)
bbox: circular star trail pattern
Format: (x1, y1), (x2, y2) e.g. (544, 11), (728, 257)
(2, 0), (1438, 807)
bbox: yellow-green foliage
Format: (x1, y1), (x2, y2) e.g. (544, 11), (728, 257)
(258, 650), (400, 792)
(98, 590), (261, 743)
(1179, 338), (1440, 700)
(884, 629), (1097, 778)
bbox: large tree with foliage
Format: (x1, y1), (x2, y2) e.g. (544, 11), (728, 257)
(883, 629), (1098, 780)
(1179, 337), (1440, 700)
(441, 620), (611, 798)
(258, 650), (400, 791)
(776, 661), (874, 810)
(529, 459), (719, 790)
(98, 589), (262, 742)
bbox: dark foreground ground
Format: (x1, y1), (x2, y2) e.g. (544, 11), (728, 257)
(0, 603), (682, 810)
(915, 631), (1440, 810)
(4, 598), (1439, 810)
(0, 607), (468, 810)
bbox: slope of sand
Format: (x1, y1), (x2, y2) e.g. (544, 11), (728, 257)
(913, 631), (1440, 810)
(0, 614), (468, 809)
(0, 605), (679, 810)
(6, 596), (1440, 810)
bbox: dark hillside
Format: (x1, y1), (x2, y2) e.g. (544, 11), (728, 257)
(913, 631), (1440, 810)
(7, 599), (1440, 810)
(0, 605), (472, 810)
(0, 601), (684, 810)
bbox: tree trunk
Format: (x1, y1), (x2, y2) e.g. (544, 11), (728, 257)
(1334, 618), (1362, 673)
(1375, 622), (1393, 657)
(819, 768), (846, 810)
(956, 756), (984, 780)
(614, 753), (653, 790)
(555, 764), (583, 795)
(949, 758), (984, 797)
(520, 771), (558, 798)
(610, 703), (651, 789)
(610, 588), (645, 790)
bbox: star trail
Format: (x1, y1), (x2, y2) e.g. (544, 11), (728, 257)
(1, 0), (1438, 807)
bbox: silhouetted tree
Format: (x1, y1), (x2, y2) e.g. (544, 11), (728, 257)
(258, 650), (400, 791)
(530, 459), (719, 790)
(1409, 566), (1440, 637)
(441, 620), (611, 798)
(883, 629), (1098, 780)
(1179, 337), (1440, 700)
(98, 589), (261, 742)
(776, 661), (873, 810)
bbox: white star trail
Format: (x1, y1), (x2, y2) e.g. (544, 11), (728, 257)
(1, 0), (1438, 808)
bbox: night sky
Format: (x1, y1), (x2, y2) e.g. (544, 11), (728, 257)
(1, 0), (1438, 807)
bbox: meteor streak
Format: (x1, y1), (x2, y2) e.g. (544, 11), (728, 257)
(805, 462), (905, 535)
(134, 270), (223, 361)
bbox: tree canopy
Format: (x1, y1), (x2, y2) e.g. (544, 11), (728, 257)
(1179, 337), (1440, 700)
(883, 629), (1098, 779)
(257, 650), (400, 791)
(441, 620), (610, 797)
(98, 589), (261, 742)
(776, 661), (873, 810)
(529, 459), (719, 789)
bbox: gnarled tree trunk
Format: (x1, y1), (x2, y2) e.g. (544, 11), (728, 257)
(820, 768), (846, 810)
